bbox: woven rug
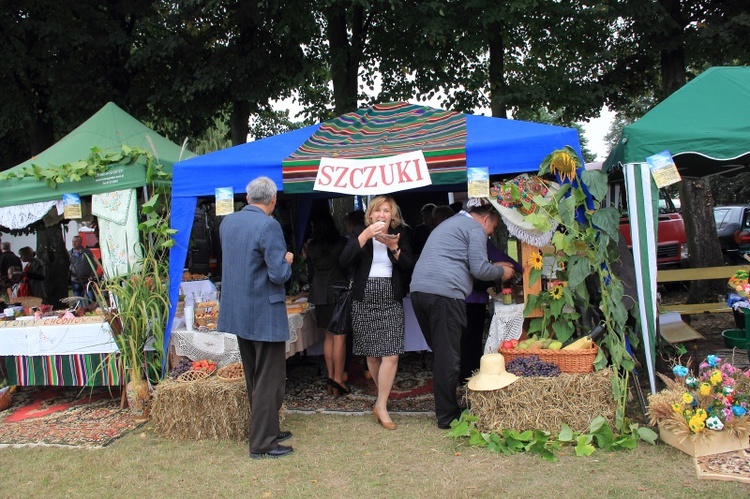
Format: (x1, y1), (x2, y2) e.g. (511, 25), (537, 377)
(695, 449), (750, 484)
(0, 386), (146, 448)
(284, 352), (437, 413)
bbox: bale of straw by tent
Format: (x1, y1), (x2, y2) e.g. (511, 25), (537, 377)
(151, 378), (285, 441)
(466, 370), (615, 433)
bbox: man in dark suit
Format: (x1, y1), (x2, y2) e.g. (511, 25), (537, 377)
(218, 176), (295, 459)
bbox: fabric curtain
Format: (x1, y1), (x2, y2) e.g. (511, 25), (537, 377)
(623, 163), (659, 394)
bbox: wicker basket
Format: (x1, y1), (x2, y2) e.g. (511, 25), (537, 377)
(498, 346), (598, 373)
(216, 362), (244, 382)
(176, 370), (212, 383)
(0, 390), (11, 411)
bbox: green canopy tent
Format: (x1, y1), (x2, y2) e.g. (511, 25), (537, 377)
(0, 101), (193, 209)
(604, 66), (750, 394)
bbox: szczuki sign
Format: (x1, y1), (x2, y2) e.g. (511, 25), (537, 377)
(313, 150), (432, 195)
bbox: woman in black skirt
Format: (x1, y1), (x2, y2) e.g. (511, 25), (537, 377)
(340, 196), (415, 429)
(306, 210), (349, 395)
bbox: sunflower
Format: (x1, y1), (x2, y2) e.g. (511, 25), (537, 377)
(528, 251), (543, 270)
(550, 284), (565, 300)
(549, 148), (579, 182)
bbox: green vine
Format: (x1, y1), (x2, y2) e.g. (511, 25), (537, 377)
(446, 412), (657, 461)
(0, 145), (158, 189)
(501, 148), (640, 430)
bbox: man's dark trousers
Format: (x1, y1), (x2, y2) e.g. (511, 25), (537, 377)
(237, 338), (286, 454)
(410, 291), (466, 427)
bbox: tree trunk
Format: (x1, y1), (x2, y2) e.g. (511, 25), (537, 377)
(658, 0), (687, 100)
(35, 222), (70, 310)
(679, 178), (725, 302)
(325, 4), (363, 116)
(488, 23), (507, 119)
(29, 114), (55, 157)
(230, 100), (251, 145)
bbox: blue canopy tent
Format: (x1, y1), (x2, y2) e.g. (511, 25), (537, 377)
(165, 103), (581, 353)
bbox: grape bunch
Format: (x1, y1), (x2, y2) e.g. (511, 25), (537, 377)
(169, 358), (193, 379)
(506, 355), (561, 377)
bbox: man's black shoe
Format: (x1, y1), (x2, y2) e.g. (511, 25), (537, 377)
(437, 423), (452, 430)
(250, 445), (294, 459)
(276, 431), (293, 443)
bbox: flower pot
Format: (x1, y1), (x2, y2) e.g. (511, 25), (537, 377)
(126, 378), (151, 417)
(658, 423), (750, 457)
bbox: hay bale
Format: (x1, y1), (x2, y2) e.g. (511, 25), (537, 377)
(466, 370), (615, 433)
(151, 378), (286, 442)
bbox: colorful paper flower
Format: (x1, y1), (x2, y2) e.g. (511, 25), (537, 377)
(733, 406), (747, 417)
(710, 370), (723, 386)
(685, 376), (699, 389)
(682, 393), (694, 404)
(706, 355), (720, 367)
(700, 383), (711, 396)
(705, 416), (724, 431)
(672, 365), (689, 377)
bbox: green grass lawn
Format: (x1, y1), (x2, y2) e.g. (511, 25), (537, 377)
(1, 412), (748, 498)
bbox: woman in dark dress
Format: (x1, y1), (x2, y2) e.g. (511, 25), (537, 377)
(340, 196), (415, 429)
(306, 210), (349, 395)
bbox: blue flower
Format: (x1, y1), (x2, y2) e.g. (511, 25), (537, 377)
(733, 406), (747, 417)
(706, 355), (720, 367)
(672, 365), (689, 377)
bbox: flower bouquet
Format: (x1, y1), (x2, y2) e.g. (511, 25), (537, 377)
(648, 355), (750, 456)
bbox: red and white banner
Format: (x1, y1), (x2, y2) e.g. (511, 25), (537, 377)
(313, 150), (432, 195)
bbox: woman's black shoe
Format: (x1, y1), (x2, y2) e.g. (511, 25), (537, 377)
(329, 380), (351, 396)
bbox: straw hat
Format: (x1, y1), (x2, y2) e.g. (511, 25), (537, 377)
(467, 353), (518, 391)
(488, 174), (560, 247)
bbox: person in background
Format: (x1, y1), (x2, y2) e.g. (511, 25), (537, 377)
(340, 196), (415, 430)
(5, 265), (22, 302)
(18, 246), (47, 303)
(410, 199), (516, 429)
(1, 241), (22, 280)
(412, 203), (436, 257)
(69, 236), (100, 305)
(449, 201), (464, 214)
(218, 176), (295, 459)
(306, 209), (349, 396)
(461, 240), (522, 382)
(431, 205), (456, 227)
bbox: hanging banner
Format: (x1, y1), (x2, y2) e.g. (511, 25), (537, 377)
(63, 193), (82, 219)
(215, 187), (234, 216)
(646, 150), (681, 188)
(313, 150), (431, 195)
(467, 167), (490, 198)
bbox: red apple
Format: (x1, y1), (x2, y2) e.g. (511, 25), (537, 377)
(502, 340), (514, 349)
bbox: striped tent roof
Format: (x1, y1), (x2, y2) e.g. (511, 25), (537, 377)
(282, 102), (467, 193)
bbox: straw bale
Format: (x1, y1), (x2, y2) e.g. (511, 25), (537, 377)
(151, 378), (285, 442)
(465, 369), (615, 433)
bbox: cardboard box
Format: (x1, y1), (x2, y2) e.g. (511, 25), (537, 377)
(659, 423), (750, 457)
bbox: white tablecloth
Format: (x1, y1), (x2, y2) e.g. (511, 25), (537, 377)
(485, 302), (525, 354)
(0, 317), (117, 356)
(171, 308), (323, 366)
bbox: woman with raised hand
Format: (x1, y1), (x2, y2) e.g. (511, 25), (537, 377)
(340, 196), (415, 430)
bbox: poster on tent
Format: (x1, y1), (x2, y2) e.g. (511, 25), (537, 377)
(467, 167), (489, 198)
(63, 193), (82, 219)
(313, 150), (431, 195)
(646, 150), (681, 188)
(215, 187), (234, 216)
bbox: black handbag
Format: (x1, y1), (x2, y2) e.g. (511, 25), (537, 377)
(327, 280), (352, 335)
